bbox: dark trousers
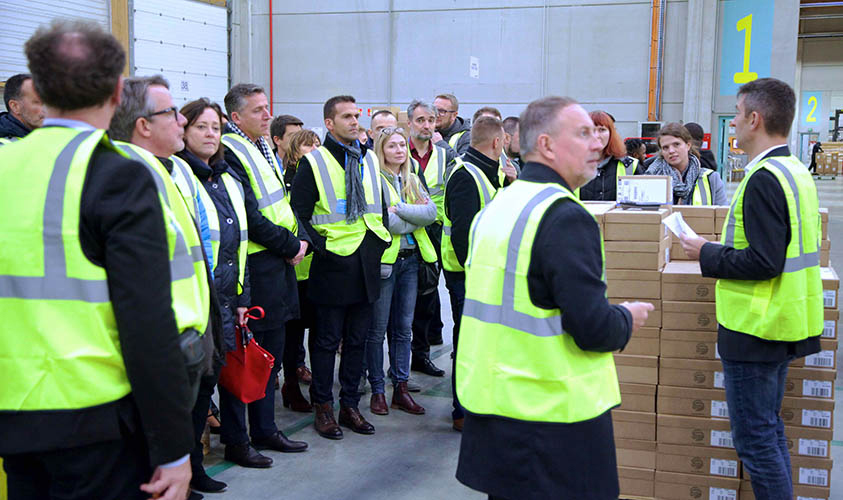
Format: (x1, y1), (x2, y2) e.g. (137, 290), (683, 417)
(219, 325), (286, 445)
(412, 223), (444, 360)
(444, 269), (466, 420)
(284, 280), (313, 381)
(309, 302), (373, 408)
(722, 357), (793, 500)
(190, 370), (218, 471)
(4, 432), (152, 500)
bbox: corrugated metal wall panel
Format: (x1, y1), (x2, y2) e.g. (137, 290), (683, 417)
(0, 0), (109, 81)
(133, 0), (228, 107)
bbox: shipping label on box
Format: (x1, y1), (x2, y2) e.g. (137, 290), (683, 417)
(822, 308), (838, 339)
(656, 444), (739, 478)
(741, 480), (830, 500)
(657, 385), (728, 418)
(656, 414), (732, 449)
(659, 358), (725, 390)
(790, 338), (837, 369)
(785, 366), (836, 399)
(785, 425), (833, 458)
(617, 175), (672, 205)
(660, 329), (719, 359)
(661, 261), (717, 301)
(663, 301), (718, 331)
(780, 396), (835, 430)
(820, 267), (838, 309)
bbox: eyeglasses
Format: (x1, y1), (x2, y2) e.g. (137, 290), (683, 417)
(435, 108), (456, 116)
(146, 106), (179, 121)
(380, 127), (405, 135)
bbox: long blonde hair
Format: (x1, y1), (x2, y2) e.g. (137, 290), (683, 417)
(374, 127), (425, 203)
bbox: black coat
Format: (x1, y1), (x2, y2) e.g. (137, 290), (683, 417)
(0, 111), (30, 139)
(578, 155), (641, 201)
(177, 149), (251, 352)
(290, 133), (390, 306)
(223, 134), (308, 331)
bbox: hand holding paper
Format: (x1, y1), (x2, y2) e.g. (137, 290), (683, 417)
(663, 212), (698, 239)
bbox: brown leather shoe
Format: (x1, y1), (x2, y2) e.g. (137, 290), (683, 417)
(391, 382), (425, 415)
(453, 418), (464, 432)
(313, 402), (343, 440)
(370, 393), (389, 415)
(282, 382), (312, 413)
(338, 406), (375, 435)
(296, 365), (312, 385)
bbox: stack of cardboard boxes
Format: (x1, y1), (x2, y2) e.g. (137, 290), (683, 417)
(816, 144), (842, 176)
(601, 207), (670, 499)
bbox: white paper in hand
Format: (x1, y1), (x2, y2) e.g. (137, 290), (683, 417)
(664, 212), (699, 239)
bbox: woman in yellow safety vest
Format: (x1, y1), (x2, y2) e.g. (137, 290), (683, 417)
(280, 129), (321, 413)
(176, 98), (251, 492)
(365, 127), (437, 416)
(578, 110), (641, 201)
(646, 122), (728, 205)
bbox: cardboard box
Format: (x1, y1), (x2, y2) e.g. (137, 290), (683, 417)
(657, 414), (733, 449)
(785, 366), (836, 399)
(617, 175), (673, 205)
(822, 308), (838, 339)
(614, 354), (659, 385)
(821, 266), (838, 309)
(619, 382), (657, 413)
(612, 410), (656, 441)
(583, 201), (617, 231)
(657, 386), (729, 419)
(660, 330), (719, 360)
(659, 358), (725, 390)
(662, 301), (717, 331)
(661, 261), (717, 301)
(669, 234), (717, 261)
(618, 466), (655, 498)
(789, 338), (837, 369)
(785, 425), (832, 458)
(620, 327), (660, 356)
(604, 207), (670, 241)
(672, 206), (716, 234)
(780, 396), (835, 430)
(616, 438), (657, 469)
(606, 237), (670, 270)
(743, 456), (834, 490)
(820, 239), (830, 267)
(656, 444), (740, 478)
(741, 482), (830, 500)
(654, 471), (740, 500)
(819, 208), (828, 240)
(610, 298), (661, 327)
(715, 206), (729, 234)
(606, 270), (662, 299)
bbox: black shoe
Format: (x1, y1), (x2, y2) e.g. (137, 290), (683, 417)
(252, 431), (308, 453)
(191, 467), (227, 493)
(188, 492), (204, 500)
(224, 443), (273, 468)
(411, 357), (445, 377)
(428, 335), (444, 346)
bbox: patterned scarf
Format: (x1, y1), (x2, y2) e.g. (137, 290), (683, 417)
(327, 132), (368, 223)
(646, 154), (701, 202)
(225, 121), (278, 174)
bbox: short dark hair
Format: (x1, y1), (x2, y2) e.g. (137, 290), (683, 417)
(473, 106), (502, 122)
(657, 122), (699, 158)
(625, 138), (645, 155)
(737, 78), (796, 138)
(3, 73), (32, 110)
(180, 98), (226, 165)
(684, 122), (705, 141)
(323, 95), (356, 120)
(370, 109), (395, 125)
(224, 83), (265, 116)
(502, 116), (519, 136)
(24, 20), (125, 111)
(520, 96), (577, 156)
(270, 114), (303, 141)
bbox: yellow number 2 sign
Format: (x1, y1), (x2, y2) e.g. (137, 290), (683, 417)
(733, 14), (758, 84)
(801, 92), (824, 127)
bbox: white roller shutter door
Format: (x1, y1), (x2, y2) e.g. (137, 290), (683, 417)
(132, 0), (228, 108)
(0, 0), (109, 81)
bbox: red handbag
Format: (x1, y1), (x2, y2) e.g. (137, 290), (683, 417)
(218, 306), (275, 404)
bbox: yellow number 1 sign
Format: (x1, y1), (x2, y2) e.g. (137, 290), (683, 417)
(733, 14), (758, 84)
(720, 0), (772, 96)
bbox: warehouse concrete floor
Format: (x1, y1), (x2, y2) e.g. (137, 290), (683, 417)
(203, 178), (843, 500)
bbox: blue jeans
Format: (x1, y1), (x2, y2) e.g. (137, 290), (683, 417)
(721, 358), (792, 500)
(365, 254), (418, 394)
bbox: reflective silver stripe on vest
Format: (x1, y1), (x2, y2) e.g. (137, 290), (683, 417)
(443, 225), (452, 236)
(461, 162), (492, 204)
(364, 152), (382, 215)
(433, 147), (446, 194)
(697, 173), (709, 205)
(0, 131), (111, 301)
(222, 137), (286, 210)
(240, 229), (249, 240)
(724, 158), (818, 273)
(310, 148), (382, 224)
(172, 157), (200, 216)
(209, 229), (221, 241)
(462, 186), (565, 337)
(118, 145), (195, 280)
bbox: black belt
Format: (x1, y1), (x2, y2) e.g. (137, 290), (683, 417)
(397, 249), (415, 259)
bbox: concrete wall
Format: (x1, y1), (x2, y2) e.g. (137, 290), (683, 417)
(797, 37), (843, 142)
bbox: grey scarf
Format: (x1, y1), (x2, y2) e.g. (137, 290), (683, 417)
(646, 154), (701, 202)
(328, 133), (368, 223)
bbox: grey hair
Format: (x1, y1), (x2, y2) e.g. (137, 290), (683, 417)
(407, 99), (438, 121)
(108, 75), (169, 142)
(224, 83), (265, 116)
(519, 96), (577, 156)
